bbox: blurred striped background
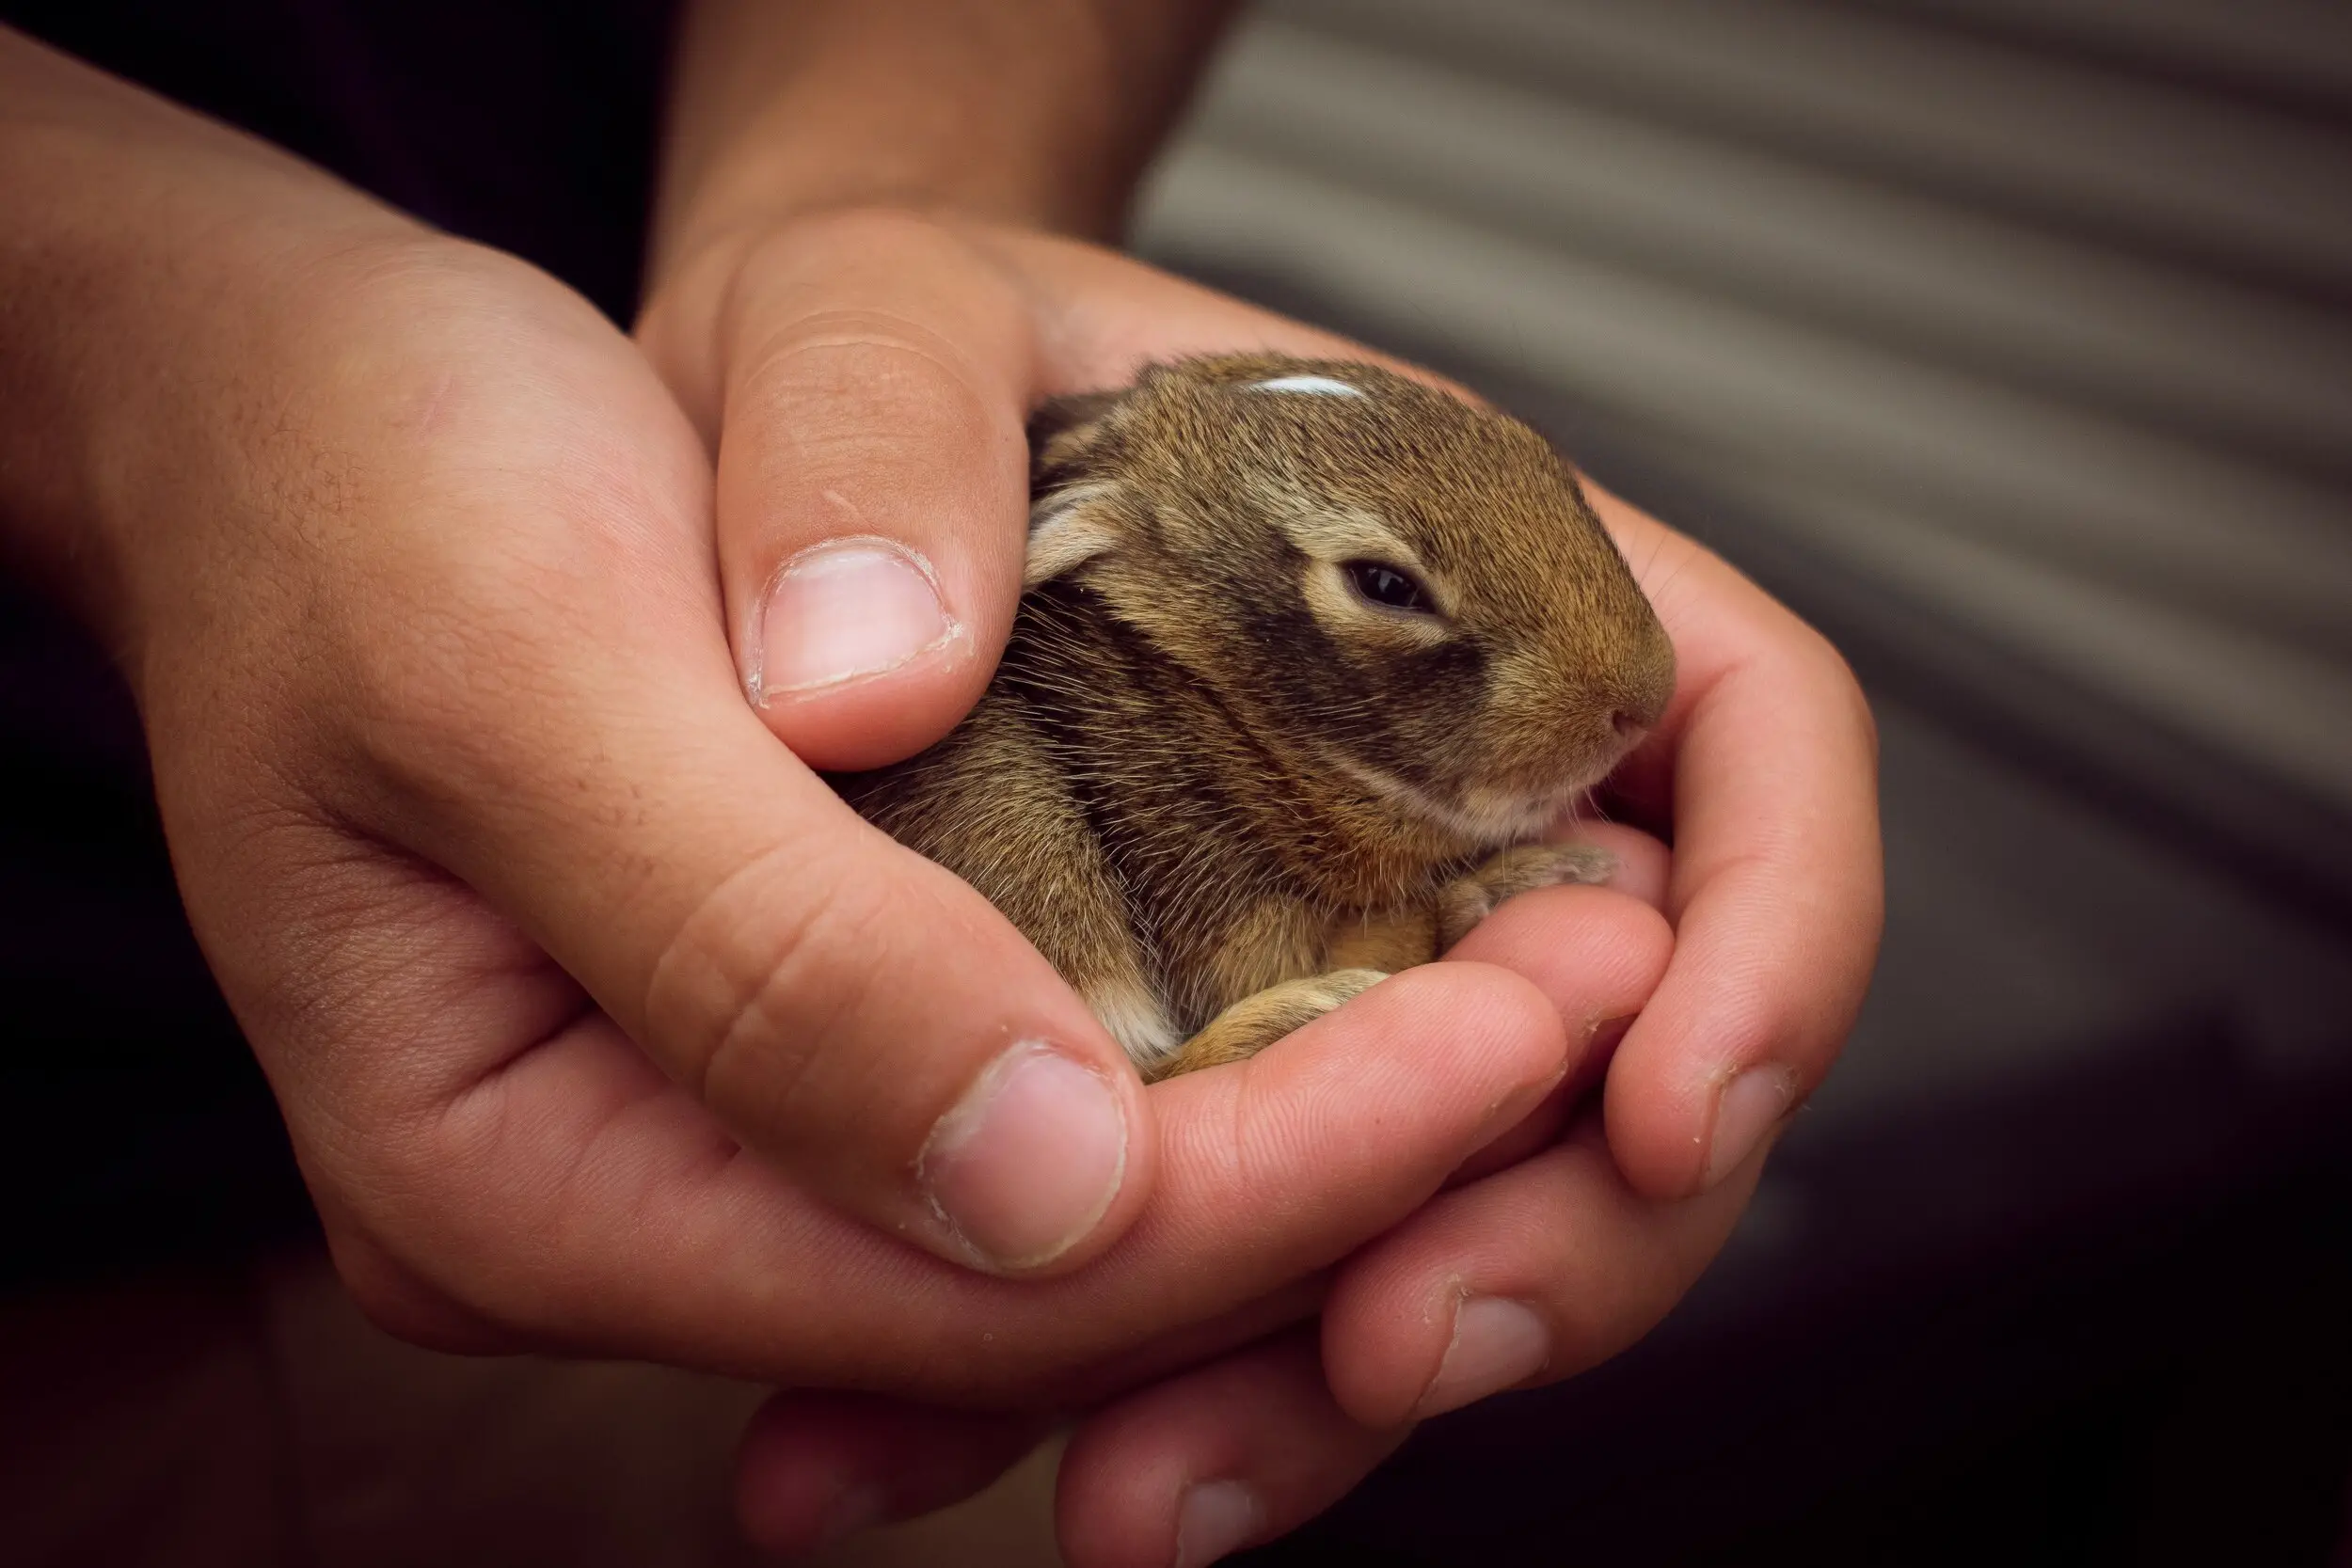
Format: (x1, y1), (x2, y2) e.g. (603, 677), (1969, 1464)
(1135, 0), (2352, 900)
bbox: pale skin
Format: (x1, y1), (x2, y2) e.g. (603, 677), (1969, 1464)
(0, 4), (1882, 1564)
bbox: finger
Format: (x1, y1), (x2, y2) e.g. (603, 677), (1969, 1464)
(1320, 1117), (1768, 1432)
(1560, 819), (1672, 913)
(230, 786), (1568, 1397)
(1584, 483), (1884, 1197)
(692, 217), (1438, 773)
(1443, 883), (1673, 1048)
(481, 962), (1559, 1394)
(1438, 882), (1673, 1183)
(701, 211), (1037, 770)
(734, 1391), (1052, 1556)
(1057, 1332), (1406, 1568)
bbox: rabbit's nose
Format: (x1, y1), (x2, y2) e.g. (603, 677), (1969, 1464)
(1612, 677), (1671, 736)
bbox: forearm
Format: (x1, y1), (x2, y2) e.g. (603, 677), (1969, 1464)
(0, 27), (416, 641)
(649, 0), (1240, 287)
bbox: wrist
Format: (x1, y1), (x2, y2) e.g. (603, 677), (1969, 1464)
(0, 29), (426, 649)
(646, 0), (1237, 300)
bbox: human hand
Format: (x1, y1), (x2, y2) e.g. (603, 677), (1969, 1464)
(675, 214), (1884, 1562)
(1, 24), (1592, 1420)
(1073, 484), (1884, 1559)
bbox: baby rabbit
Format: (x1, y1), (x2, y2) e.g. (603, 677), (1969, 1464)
(831, 354), (1675, 1080)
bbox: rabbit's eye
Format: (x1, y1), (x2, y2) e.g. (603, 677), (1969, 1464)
(1343, 560), (1435, 614)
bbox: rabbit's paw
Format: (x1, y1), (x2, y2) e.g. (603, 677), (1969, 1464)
(1146, 968), (1390, 1082)
(1437, 843), (1616, 951)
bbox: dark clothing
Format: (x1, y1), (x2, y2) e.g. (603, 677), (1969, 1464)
(6, 0), (674, 322)
(0, 2), (676, 1284)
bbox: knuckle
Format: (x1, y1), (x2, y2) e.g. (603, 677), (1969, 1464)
(644, 837), (902, 1135)
(310, 1147), (547, 1346)
(334, 591), (539, 813)
(773, 203), (962, 263)
(323, 1221), (521, 1354)
(741, 316), (999, 448)
(312, 1062), (661, 1353)
(733, 204), (993, 319)
(724, 219), (1025, 425)
(326, 516), (656, 832)
(1798, 626), (1879, 756)
(1840, 660), (1883, 761)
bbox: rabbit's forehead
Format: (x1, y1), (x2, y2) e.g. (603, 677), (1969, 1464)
(1281, 465), (1580, 562)
(1243, 477), (1423, 562)
(1219, 458), (1586, 576)
(1122, 382), (1600, 581)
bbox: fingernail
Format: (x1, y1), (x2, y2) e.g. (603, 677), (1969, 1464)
(919, 1042), (1128, 1272)
(812, 1483), (888, 1549)
(1416, 1296), (1549, 1418)
(1706, 1065), (1797, 1187)
(753, 537), (960, 700)
(1175, 1480), (1263, 1568)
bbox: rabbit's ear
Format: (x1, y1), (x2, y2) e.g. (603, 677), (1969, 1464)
(1025, 482), (1125, 588)
(1028, 388), (1126, 486)
(1028, 388), (1124, 448)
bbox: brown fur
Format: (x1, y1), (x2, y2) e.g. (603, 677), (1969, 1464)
(829, 356), (1674, 1079)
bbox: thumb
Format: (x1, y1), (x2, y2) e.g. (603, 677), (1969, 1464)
(693, 210), (1039, 771)
(307, 295), (1152, 1278)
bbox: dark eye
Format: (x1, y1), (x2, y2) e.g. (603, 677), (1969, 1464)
(1343, 560), (1436, 614)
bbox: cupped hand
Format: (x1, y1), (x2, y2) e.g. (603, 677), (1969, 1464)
(92, 212), (1604, 1394)
(3, 36), (1607, 1496)
(676, 213), (1883, 1561)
